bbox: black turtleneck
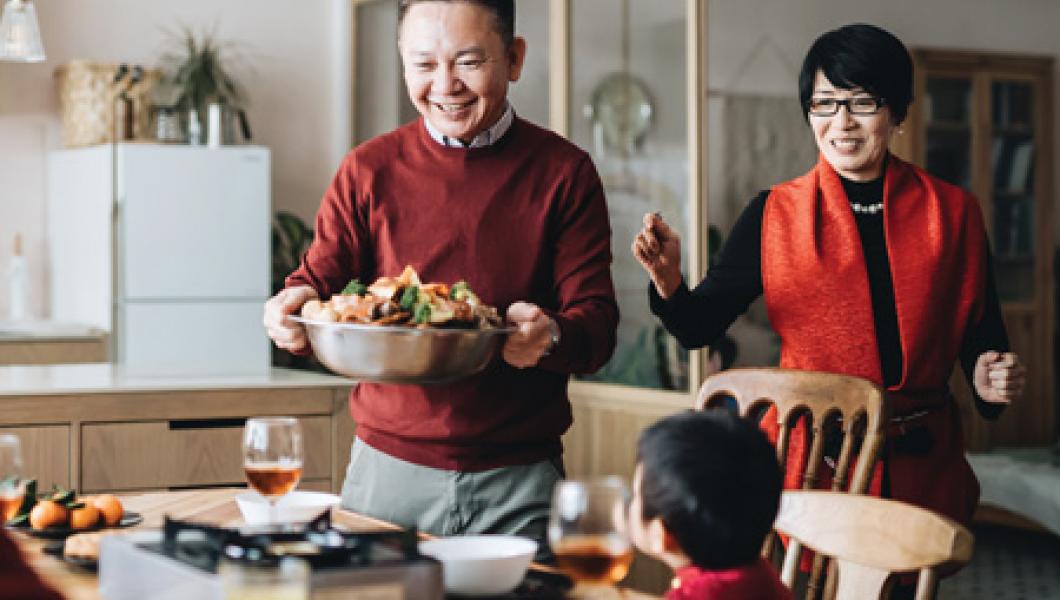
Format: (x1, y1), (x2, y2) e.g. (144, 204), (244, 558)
(649, 175), (1008, 419)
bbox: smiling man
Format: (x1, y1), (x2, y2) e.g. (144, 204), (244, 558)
(263, 0), (617, 556)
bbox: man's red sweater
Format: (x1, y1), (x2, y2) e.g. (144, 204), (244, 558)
(287, 117), (618, 471)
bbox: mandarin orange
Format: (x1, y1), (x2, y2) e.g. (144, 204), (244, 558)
(91, 494), (123, 527)
(29, 500), (69, 530)
(69, 505), (101, 530)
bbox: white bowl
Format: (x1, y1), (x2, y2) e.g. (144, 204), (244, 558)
(418, 535), (537, 596)
(235, 491), (341, 524)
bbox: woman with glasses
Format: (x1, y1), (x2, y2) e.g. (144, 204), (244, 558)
(633, 23), (1024, 543)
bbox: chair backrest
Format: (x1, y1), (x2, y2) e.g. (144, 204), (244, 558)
(775, 491), (974, 600)
(696, 368), (888, 495)
(696, 368), (889, 600)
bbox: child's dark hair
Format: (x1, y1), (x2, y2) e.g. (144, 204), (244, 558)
(637, 409), (782, 570)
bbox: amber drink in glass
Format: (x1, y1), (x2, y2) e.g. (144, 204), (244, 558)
(0, 434), (25, 524)
(549, 477), (634, 596)
(242, 417), (304, 524)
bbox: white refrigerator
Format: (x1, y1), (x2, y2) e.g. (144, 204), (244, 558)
(46, 144), (271, 375)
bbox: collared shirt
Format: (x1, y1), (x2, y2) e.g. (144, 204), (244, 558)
(423, 103), (514, 148)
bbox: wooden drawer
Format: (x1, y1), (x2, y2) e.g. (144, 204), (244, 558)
(0, 338), (107, 365)
(80, 417), (330, 492)
(0, 425), (70, 490)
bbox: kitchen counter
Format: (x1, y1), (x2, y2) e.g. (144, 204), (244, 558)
(0, 320), (105, 341)
(0, 364), (355, 495)
(0, 321), (108, 365)
(0, 363), (353, 395)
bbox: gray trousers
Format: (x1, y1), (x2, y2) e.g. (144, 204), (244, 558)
(340, 438), (562, 559)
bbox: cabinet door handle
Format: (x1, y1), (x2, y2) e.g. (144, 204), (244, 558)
(167, 418), (247, 430)
(168, 482), (248, 491)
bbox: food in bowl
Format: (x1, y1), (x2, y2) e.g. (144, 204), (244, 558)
(418, 535), (537, 596)
(300, 266), (502, 329)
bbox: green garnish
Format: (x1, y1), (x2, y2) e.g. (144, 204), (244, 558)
(399, 285), (420, 311)
(450, 281), (471, 300)
(341, 278), (367, 296)
(413, 303), (432, 325)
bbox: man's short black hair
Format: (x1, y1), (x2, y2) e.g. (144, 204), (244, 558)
(398, 0), (515, 49)
(798, 23), (913, 124)
(637, 409), (782, 570)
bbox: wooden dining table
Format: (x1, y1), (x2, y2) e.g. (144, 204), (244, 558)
(11, 488), (402, 600)
(9, 488), (656, 600)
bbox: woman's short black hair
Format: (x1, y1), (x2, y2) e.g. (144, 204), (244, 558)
(798, 23), (913, 123)
(637, 409), (782, 570)
(398, 0), (515, 49)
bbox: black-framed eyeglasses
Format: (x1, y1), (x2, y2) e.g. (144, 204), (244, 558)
(808, 96), (886, 116)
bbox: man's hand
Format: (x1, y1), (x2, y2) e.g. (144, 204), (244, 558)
(503, 302), (556, 369)
(973, 351), (1025, 405)
(631, 212), (683, 299)
(264, 285), (319, 353)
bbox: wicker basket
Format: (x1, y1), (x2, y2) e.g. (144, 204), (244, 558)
(54, 60), (161, 148)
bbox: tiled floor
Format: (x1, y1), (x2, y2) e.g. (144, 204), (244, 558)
(938, 525), (1060, 600)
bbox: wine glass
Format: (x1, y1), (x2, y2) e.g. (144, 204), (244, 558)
(548, 477), (634, 597)
(0, 434), (26, 524)
(242, 417), (303, 524)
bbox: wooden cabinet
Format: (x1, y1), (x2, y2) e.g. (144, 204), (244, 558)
(894, 49), (1054, 449)
(0, 378), (354, 494)
(0, 337), (107, 365)
(80, 417), (332, 492)
(0, 426), (70, 491)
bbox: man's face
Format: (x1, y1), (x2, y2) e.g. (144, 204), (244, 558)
(399, 1), (526, 144)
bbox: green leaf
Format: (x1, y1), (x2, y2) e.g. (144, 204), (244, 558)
(50, 488), (74, 504)
(450, 281), (471, 300)
(6, 513), (27, 527)
(399, 285), (419, 311)
(341, 279), (366, 296)
(277, 212), (306, 250)
(413, 303), (432, 325)
(17, 479), (37, 515)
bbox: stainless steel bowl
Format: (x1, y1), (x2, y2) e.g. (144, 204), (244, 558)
(291, 316), (514, 384)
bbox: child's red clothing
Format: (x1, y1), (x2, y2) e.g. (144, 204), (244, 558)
(666, 558), (792, 600)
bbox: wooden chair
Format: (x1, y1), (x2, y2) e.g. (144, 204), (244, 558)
(775, 491), (974, 600)
(696, 368), (889, 599)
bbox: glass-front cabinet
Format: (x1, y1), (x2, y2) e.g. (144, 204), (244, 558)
(567, 0), (693, 391)
(896, 50), (1055, 449)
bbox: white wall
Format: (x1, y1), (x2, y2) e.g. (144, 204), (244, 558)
(0, 0), (343, 319)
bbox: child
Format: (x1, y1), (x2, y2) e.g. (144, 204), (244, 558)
(628, 410), (791, 600)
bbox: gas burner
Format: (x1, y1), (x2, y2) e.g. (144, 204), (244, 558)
(148, 510), (419, 573)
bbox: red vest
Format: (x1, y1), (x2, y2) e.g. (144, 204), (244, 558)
(761, 155), (988, 527)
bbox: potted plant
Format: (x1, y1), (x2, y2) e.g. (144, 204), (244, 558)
(156, 27), (248, 143)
